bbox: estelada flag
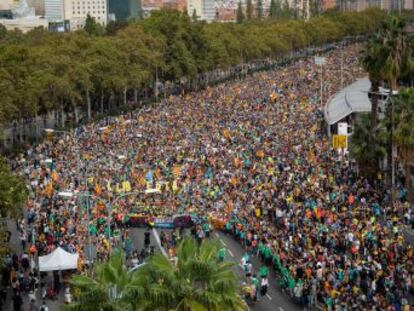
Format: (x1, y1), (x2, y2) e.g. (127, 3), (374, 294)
(138, 173), (146, 188)
(270, 91), (277, 102)
(131, 165), (138, 180)
(44, 182), (53, 197)
(256, 150), (265, 159)
(51, 171), (59, 182)
(173, 165), (181, 178)
(95, 183), (102, 195)
(222, 129), (231, 140)
(233, 157), (242, 168)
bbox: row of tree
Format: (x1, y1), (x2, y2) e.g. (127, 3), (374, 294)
(0, 9), (387, 133)
(65, 238), (245, 311)
(352, 15), (414, 191)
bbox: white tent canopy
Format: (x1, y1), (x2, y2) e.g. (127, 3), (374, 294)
(324, 78), (372, 125)
(39, 247), (78, 272)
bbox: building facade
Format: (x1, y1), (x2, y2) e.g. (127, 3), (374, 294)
(64, 0), (108, 30)
(0, 0), (14, 10)
(44, 0), (65, 21)
(187, 0), (215, 21)
(108, 0), (141, 21)
(188, 0), (203, 18)
(0, 17), (48, 32)
(27, 0), (46, 15)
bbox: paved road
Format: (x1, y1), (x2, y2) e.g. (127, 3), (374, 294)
(149, 227), (303, 311)
(215, 231), (302, 311)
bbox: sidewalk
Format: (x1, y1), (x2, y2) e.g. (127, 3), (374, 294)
(3, 219), (62, 311)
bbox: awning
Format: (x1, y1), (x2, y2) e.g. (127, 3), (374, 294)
(39, 247), (78, 272)
(324, 78), (372, 125)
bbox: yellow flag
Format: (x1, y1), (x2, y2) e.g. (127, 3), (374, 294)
(51, 171), (59, 182)
(115, 183), (122, 193)
(106, 181), (112, 192)
(44, 182), (53, 197)
(222, 129), (231, 140)
(122, 181), (131, 192)
(173, 165), (181, 178)
(95, 183), (102, 195)
(172, 180), (178, 192)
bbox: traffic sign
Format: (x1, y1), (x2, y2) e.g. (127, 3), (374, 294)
(338, 122), (348, 135)
(314, 56), (326, 65)
(332, 134), (347, 149)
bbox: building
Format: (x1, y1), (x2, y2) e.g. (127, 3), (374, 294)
(64, 0), (108, 30)
(215, 6), (234, 21)
(44, 0), (65, 22)
(188, 0), (203, 18)
(164, 0), (187, 11)
(27, 0), (45, 16)
(0, 0), (48, 33)
(0, 17), (48, 32)
(0, 0), (14, 10)
(108, 0), (141, 21)
(203, 0), (215, 21)
(187, 0), (215, 21)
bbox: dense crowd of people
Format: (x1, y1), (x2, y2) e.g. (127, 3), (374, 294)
(3, 42), (414, 311)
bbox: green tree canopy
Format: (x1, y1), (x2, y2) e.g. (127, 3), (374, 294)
(135, 237), (246, 311)
(66, 238), (246, 311)
(236, 2), (245, 24)
(84, 14), (104, 36)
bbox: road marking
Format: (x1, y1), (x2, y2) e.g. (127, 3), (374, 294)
(219, 238), (227, 246)
(228, 249), (234, 257)
(266, 293), (272, 300)
(152, 228), (169, 258)
(278, 307), (284, 311)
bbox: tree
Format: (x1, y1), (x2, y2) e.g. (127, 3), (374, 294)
(106, 20), (129, 36)
(257, 0), (263, 19)
(350, 113), (387, 179)
(67, 238), (246, 311)
(270, 0), (277, 19)
(0, 158), (26, 219)
(236, 2), (245, 23)
(65, 248), (140, 311)
(379, 15), (412, 91)
(192, 8), (198, 22)
(375, 15), (411, 187)
(393, 88), (414, 190)
(135, 237), (247, 311)
(0, 158), (27, 264)
(246, 0), (253, 20)
(360, 35), (385, 129)
(84, 14), (104, 36)
(0, 24), (7, 40)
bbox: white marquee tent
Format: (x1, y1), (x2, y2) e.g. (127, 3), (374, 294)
(39, 247), (78, 272)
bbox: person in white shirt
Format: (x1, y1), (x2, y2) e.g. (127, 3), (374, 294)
(40, 301), (49, 311)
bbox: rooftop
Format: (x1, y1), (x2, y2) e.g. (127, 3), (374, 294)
(324, 77), (372, 125)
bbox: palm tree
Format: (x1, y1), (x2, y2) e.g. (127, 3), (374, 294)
(350, 113), (387, 179)
(357, 15), (412, 179)
(135, 237), (247, 311)
(393, 88), (414, 191)
(63, 248), (141, 311)
(360, 35), (385, 128)
(380, 15), (412, 91)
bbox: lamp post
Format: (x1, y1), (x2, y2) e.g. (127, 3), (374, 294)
(45, 129), (94, 259)
(58, 191), (142, 253)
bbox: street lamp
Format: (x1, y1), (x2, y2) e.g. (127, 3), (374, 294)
(58, 191), (142, 252)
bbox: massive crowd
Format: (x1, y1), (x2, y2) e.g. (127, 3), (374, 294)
(3, 43), (414, 311)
